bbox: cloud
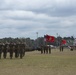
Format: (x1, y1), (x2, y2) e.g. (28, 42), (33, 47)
(0, 0), (76, 39)
(1, 0), (76, 16)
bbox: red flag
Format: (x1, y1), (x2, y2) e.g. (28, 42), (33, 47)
(44, 34), (55, 42)
(61, 39), (66, 44)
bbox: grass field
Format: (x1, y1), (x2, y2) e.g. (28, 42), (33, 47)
(0, 49), (76, 75)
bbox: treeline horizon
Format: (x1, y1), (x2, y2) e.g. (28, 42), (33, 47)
(0, 36), (75, 48)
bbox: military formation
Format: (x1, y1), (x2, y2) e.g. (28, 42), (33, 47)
(40, 45), (65, 54)
(40, 45), (51, 54)
(0, 41), (74, 59)
(0, 42), (26, 59)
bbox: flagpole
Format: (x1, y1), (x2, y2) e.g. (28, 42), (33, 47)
(56, 33), (58, 47)
(36, 32), (38, 39)
(44, 35), (46, 46)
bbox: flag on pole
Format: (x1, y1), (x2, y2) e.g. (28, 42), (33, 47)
(44, 34), (55, 42)
(61, 39), (66, 45)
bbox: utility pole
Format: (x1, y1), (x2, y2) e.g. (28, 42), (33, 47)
(56, 33), (58, 46)
(36, 32), (38, 39)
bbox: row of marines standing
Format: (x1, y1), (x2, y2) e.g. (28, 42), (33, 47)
(0, 42), (26, 59)
(40, 45), (64, 54)
(40, 45), (51, 54)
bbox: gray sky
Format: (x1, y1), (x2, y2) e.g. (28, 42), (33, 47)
(0, 0), (76, 39)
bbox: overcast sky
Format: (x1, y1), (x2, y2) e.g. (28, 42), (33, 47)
(0, 0), (76, 39)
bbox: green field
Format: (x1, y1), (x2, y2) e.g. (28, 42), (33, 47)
(0, 49), (76, 75)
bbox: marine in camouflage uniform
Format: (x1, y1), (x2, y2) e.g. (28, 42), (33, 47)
(9, 43), (14, 59)
(60, 45), (64, 52)
(43, 45), (48, 54)
(41, 45), (44, 54)
(3, 43), (8, 59)
(45, 45), (48, 54)
(0, 43), (3, 59)
(19, 43), (25, 59)
(48, 45), (51, 54)
(21, 43), (26, 57)
(14, 43), (19, 58)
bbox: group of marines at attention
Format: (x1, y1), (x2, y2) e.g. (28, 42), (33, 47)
(0, 41), (65, 59)
(40, 45), (51, 54)
(0, 42), (26, 59)
(40, 45), (64, 54)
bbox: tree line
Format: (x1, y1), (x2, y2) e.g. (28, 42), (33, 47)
(0, 36), (75, 49)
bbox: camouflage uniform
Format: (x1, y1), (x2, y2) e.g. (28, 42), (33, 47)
(41, 45), (44, 54)
(3, 43), (8, 59)
(19, 43), (25, 59)
(14, 43), (19, 58)
(43, 45), (48, 54)
(60, 45), (64, 52)
(0, 43), (3, 59)
(48, 45), (51, 54)
(9, 43), (14, 59)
